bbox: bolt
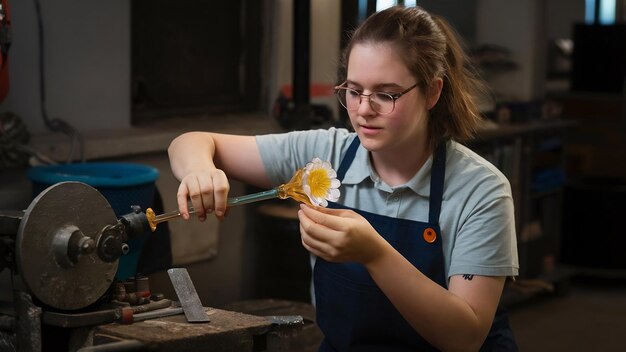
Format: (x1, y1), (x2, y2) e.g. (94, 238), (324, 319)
(78, 237), (96, 255)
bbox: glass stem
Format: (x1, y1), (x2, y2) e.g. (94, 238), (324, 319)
(153, 211), (184, 225)
(150, 188), (280, 227)
(227, 188), (279, 206)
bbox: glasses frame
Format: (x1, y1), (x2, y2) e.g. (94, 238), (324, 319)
(334, 82), (418, 115)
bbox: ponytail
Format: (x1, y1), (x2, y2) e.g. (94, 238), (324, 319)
(429, 14), (490, 146)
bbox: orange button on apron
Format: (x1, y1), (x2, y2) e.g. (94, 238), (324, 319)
(423, 227), (437, 243)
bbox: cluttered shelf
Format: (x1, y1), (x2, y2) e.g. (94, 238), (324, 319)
(470, 118), (577, 306)
(473, 118), (576, 142)
(471, 118), (575, 204)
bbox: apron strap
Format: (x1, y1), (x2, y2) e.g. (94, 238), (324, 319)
(336, 136), (360, 182)
(428, 142), (446, 224)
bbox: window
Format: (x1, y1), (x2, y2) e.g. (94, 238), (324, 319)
(376, 0), (417, 12)
(585, 0), (616, 24)
(131, 0), (263, 124)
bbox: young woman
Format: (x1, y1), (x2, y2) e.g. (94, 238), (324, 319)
(168, 6), (518, 351)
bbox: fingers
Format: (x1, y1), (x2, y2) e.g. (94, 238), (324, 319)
(298, 204), (383, 264)
(299, 204), (349, 231)
(180, 174), (208, 220)
(177, 175), (203, 219)
(177, 169), (230, 221)
(177, 182), (192, 220)
(300, 232), (327, 259)
(211, 169), (230, 217)
(298, 209), (338, 260)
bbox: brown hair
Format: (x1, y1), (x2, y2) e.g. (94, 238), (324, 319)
(340, 6), (490, 149)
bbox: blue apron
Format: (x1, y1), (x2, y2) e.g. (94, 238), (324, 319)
(314, 137), (517, 351)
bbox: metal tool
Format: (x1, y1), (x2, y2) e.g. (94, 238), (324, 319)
(16, 182), (119, 310)
(267, 315), (304, 325)
(167, 268), (210, 323)
(131, 306), (184, 323)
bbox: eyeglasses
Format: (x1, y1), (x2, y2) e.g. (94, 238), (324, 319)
(334, 82), (418, 115)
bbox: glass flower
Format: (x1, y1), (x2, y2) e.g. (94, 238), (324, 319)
(301, 157), (341, 207)
(275, 158), (340, 207)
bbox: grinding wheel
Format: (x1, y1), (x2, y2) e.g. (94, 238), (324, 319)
(16, 181), (119, 310)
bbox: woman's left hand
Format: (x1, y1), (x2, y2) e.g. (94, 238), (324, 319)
(297, 204), (386, 264)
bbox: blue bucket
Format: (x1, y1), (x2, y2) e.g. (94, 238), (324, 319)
(27, 162), (160, 280)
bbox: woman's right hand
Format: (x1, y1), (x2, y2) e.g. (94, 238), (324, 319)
(177, 167), (230, 221)
(169, 131), (269, 221)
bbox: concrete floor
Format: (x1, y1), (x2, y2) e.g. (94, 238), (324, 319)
(508, 275), (626, 352)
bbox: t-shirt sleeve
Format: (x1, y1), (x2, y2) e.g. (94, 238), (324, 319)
(255, 127), (352, 185)
(448, 177), (519, 278)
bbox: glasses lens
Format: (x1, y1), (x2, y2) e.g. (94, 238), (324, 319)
(335, 88), (396, 114)
(336, 88), (358, 111)
(371, 92), (395, 114)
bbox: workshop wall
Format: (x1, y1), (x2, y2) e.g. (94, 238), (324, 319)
(1, 0), (131, 133)
(0, 0), (342, 135)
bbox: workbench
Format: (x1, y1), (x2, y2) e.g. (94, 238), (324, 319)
(88, 302), (321, 352)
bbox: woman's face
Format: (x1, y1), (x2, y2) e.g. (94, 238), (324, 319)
(346, 43), (432, 154)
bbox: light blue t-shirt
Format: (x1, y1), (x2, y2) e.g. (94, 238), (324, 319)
(256, 127), (519, 280)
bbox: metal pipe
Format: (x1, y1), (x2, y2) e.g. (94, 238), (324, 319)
(293, 0), (311, 108)
(77, 340), (147, 352)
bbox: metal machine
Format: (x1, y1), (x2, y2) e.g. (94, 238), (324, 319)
(0, 182), (315, 352)
(0, 181), (178, 350)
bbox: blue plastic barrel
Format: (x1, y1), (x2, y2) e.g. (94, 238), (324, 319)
(27, 162), (160, 280)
